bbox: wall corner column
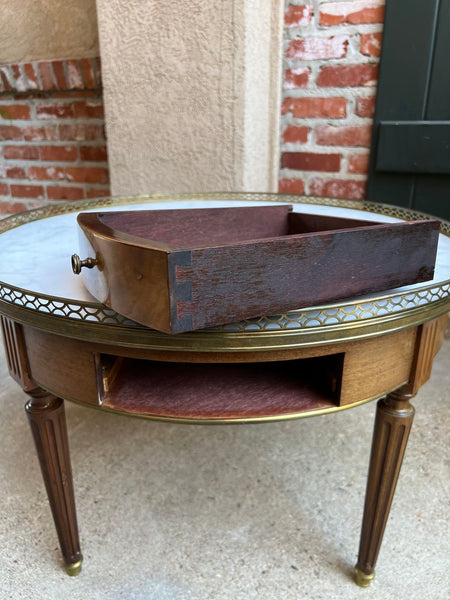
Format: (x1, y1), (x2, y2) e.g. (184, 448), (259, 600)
(95, 0), (283, 195)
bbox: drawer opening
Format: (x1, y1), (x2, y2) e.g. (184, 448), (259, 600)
(96, 353), (345, 421)
(96, 206), (381, 249)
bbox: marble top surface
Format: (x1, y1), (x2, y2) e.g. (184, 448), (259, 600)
(0, 196), (449, 331)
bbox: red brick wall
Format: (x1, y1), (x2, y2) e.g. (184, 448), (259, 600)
(279, 0), (385, 200)
(1, 3), (385, 216)
(0, 59), (109, 216)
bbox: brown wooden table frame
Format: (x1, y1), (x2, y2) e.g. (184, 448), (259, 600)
(1, 312), (447, 584)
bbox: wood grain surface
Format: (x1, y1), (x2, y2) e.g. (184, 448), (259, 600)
(355, 389), (415, 579)
(20, 324), (419, 417)
(174, 220), (439, 332)
(97, 205), (293, 248)
(402, 313), (449, 395)
(76, 207), (440, 333)
(25, 388), (82, 570)
(100, 357), (340, 419)
(1, 316), (34, 391)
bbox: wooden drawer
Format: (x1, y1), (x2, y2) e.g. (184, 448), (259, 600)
(72, 205), (439, 334)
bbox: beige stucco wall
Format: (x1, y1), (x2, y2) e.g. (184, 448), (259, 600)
(96, 0), (283, 195)
(0, 0), (99, 64)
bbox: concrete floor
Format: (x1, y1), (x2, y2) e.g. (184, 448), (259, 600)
(0, 335), (449, 600)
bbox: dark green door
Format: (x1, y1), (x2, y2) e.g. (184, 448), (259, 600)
(367, 0), (450, 219)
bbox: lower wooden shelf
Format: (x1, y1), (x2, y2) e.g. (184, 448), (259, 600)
(99, 354), (344, 421)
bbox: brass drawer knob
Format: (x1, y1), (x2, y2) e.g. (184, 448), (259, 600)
(71, 254), (97, 274)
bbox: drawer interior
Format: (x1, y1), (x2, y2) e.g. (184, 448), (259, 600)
(96, 206), (380, 249)
(96, 353), (345, 421)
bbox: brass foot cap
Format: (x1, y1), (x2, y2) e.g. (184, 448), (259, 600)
(354, 566), (375, 587)
(65, 559), (83, 576)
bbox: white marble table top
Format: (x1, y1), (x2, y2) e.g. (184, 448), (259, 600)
(0, 195), (449, 332)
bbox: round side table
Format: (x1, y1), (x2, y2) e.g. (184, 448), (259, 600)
(0, 192), (449, 585)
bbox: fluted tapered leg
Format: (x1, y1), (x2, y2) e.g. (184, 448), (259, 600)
(354, 389), (415, 587)
(25, 388), (82, 575)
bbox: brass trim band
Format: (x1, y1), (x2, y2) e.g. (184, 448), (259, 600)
(1, 294), (448, 351)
